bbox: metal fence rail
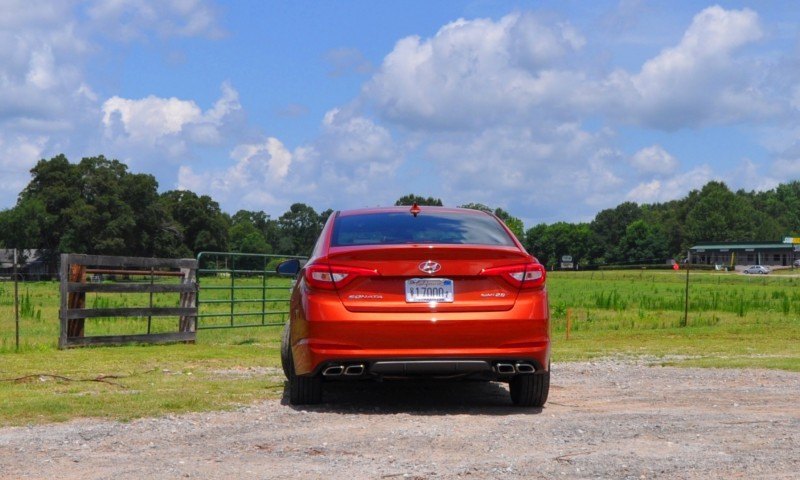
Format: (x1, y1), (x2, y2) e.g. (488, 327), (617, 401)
(195, 252), (306, 329)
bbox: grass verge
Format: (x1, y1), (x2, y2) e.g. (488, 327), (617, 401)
(1, 330), (285, 426)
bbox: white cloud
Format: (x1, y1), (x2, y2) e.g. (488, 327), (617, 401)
(0, 0), (225, 208)
(732, 158), (778, 192)
(626, 166), (714, 203)
(629, 145), (678, 176)
(26, 45), (58, 90)
(756, 124), (800, 185)
(773, 157), (800, 177)
(312, 109), (403, 198)
(348, 5), (788, 221)
(363, 13), (586, 130)
(101, 82), (241, 148)
(419, 123), (623, 221)
(177, 137), (294, 208)
(0, 134), (46, 197)
(365, 6), (776, 134)
(0, 15), (89, 125)
(86, 0), (223, 40)
(230, 138), (293, 183)
(0, 134), (45, 170)
(178, 108), (404, 211)
(320, 108), (397, 164)
(0, 1), (71, 29)
(103, 96), (202, 140)
(602, 6), (773, 129)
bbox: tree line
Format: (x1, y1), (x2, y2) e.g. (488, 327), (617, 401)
(0, 155), (332, 265)
(527, 181), (800, 268)
(1, 155), (799, 269)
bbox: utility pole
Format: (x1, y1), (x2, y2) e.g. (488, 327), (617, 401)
(14, 248), (20, 351)
(682, 249), (691, 328)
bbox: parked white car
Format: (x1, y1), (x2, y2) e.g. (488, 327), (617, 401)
(743, 265), (771, 274)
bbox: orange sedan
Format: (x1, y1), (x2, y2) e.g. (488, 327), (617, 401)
(278, 205), (550, 407)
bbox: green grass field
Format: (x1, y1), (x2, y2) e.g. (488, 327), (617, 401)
(1, 270), (798, 425)
(548, 270), (800, 371)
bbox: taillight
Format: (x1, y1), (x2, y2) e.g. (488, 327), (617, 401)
(480, 263), (546, 289)
(304, 264), (379, 290)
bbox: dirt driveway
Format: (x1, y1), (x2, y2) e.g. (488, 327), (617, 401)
(1, 359), (798, 479)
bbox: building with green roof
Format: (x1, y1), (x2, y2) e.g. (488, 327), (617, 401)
(689, 241), (798, 268)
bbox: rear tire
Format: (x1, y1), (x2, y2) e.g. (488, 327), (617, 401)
(289, 373), (322, 405)
(280, 323), (291, 379)
(289, 370), (322, 405)
(510, 372), (549, 407)
(286, 345), (322, 405)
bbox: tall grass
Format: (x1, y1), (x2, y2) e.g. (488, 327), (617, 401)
(548, 270), (799, 368)
(2, 271), (799, 354)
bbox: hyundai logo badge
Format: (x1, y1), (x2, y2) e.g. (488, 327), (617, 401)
(418, 260), (441, 275)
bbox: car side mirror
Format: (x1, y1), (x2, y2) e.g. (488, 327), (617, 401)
(276, 258), (301, 277)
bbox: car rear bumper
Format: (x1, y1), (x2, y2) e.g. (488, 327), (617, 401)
(290, 288), (550, 376)
(291, 316), (549, 377)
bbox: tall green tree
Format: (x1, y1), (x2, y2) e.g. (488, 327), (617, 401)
(277, 203), (324, 256)
(526, 222), (594, 268)
(590, 201), (642, 263)
(395, 194), (443, 206)
(159, 190), (229, 255)
(228, 211), (272, 254)
(0, 199), (47, 249)
(7, 154), (166, 257)
(458, 202), (492, 212)
(684, 181), (753, 245)
(617, 220), (670, 263)
(492, 207), (524, 240)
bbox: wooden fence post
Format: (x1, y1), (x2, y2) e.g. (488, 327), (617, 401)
(566, 308), (572, 340)
(66, 263), (86, 337)
(179, 267), (197, 335)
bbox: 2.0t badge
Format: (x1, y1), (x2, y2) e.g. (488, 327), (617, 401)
(418, 260), (441, 275)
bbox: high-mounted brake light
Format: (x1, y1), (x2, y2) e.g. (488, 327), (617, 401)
(480, 263), (546, 289)
(410, 202), (421, 217)
(304, 264), (379, 290)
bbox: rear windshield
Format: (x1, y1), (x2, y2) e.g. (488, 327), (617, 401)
(331, 211), (516, 247)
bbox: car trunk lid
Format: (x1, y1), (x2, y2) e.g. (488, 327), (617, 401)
(326, 245), (531, 313)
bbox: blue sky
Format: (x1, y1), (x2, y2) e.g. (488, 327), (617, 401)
(2, 1), (800, 226)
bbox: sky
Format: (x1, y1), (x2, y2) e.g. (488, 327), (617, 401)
(2, 1), (800, 226)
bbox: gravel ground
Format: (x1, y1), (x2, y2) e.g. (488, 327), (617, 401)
(1, 359), (798, 479)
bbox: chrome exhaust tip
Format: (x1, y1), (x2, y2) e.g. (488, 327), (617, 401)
(515, 363), (535, 374)
(322, 365), (344, 376)
(496, 363), (515, 375)
(344, 364), (365, 376)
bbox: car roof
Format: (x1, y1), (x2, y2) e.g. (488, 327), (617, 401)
(336, 206), (492, 217)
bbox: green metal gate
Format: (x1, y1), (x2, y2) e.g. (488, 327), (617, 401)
(195, 251), (306, 329)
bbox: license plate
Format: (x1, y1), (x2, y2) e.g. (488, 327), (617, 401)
(405, 278), (454, 303)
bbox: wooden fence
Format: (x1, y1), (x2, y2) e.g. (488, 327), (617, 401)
(59, 254), (198, 348)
